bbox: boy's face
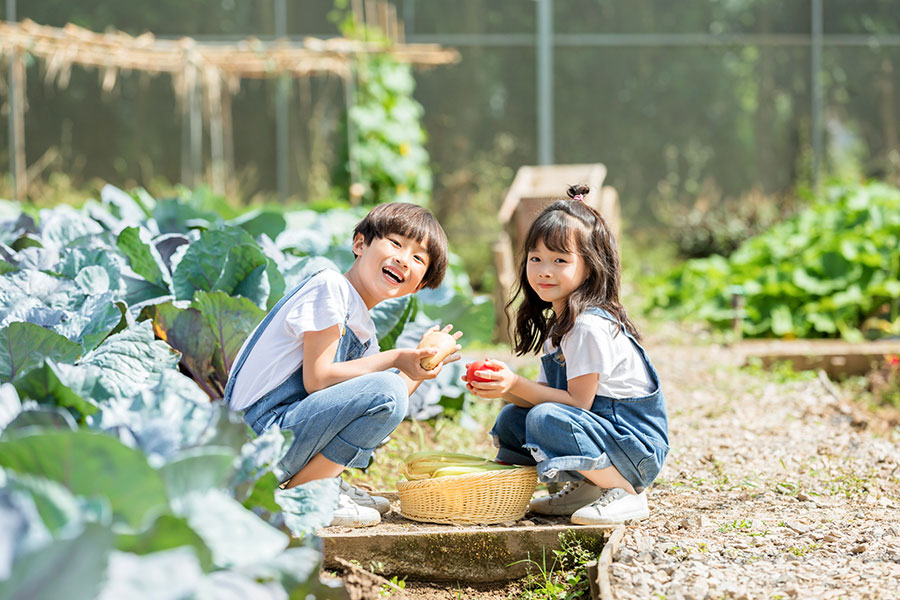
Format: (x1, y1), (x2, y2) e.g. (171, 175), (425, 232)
(351, 232), (430, 305)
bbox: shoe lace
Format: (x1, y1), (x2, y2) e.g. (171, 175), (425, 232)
(553, 481), (584, 498)
(340, 479), (370, 500)
(594, 488), (625, 507)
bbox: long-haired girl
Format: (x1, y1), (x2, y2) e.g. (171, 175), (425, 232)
(466, 184), (668, 524)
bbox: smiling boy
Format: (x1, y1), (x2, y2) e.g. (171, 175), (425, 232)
(224, 202), (460, 527)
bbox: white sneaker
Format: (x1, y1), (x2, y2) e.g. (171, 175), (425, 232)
(570, 488), (649, 525)
(528, 480), (605, 515)
(339, 478), (391, 515)
(330, 493), (382, 527)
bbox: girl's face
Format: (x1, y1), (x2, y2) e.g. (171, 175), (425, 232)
(526, 238), (588, 313)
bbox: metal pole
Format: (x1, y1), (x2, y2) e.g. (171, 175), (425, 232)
(811, 0), (824, 192)
(275, 0), (288, 203)
(6, 0), (17, 200)
(403, 0), (415, 37)
(536, 0), (554, 165)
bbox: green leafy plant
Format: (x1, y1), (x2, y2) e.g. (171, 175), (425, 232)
(0, 182), (483, 598)
(647, 182), (900, 340)
(331, 1), (432, 206)
(510, 531), (601, 600)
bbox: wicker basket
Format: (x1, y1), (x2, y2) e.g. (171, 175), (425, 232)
(397, 466), (538, 525)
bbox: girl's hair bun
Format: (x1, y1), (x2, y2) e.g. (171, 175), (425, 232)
(566, 184), (590, 200)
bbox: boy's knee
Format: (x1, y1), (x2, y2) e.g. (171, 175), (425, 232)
(367, 371), (409, 418)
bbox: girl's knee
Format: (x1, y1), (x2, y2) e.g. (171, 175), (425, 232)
(493, 403), (526, 429)
(525, 402), (569, 428)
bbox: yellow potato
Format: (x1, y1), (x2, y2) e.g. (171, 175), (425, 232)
(417, 330), (456, 370)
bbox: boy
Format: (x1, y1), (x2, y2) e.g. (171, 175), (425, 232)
(224, 202), (460, 527)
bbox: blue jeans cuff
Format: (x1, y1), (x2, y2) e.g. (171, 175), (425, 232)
(525, 447), (613, 483)
(321, 434), (372, 469)
(495, 446), (536, 466)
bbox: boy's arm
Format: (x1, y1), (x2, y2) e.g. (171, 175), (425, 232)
(302, 325), (460, 394)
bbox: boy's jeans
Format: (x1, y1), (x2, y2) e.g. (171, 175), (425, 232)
(244, 370), (408, 483)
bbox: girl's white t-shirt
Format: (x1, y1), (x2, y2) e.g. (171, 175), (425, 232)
(537, 313), (655, 399)
(228, 269), (379, 411)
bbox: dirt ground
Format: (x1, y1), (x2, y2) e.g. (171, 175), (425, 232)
(334, 327), (900, 599)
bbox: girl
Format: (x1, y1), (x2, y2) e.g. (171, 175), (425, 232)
(466, 184), (668, 525)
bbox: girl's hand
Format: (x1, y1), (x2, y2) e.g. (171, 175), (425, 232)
(463, 358), (516, 398)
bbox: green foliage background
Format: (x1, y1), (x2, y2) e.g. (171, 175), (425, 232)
(647, 182), (900, 340)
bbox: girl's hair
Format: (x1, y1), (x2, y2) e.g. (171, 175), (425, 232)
(508, 184), (641, 355)
(353, 202), (449, 289)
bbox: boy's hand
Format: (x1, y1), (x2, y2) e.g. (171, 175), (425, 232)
(463, 359), (516, 398)
(398, 324), (463, 381)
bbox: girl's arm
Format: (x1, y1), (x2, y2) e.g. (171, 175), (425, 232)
(303, 325), (462, 395)
(467, 360), (597, 411)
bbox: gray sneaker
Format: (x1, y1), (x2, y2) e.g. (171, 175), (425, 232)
(570, 488), (649, 525)
(330, 493), (382, 527)
(339, 478), (391, 515)
(528, 480), (605, 515)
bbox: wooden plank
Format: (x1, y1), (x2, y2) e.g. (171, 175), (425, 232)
(738, 339), (900, 378)
(594, 524), (625, 600)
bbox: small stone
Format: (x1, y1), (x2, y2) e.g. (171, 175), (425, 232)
(518, 520), (535, 527)
(617, 547), (638, 563)
(851, 544), (868, 554)
(501, 520), (517, 527)
(785, 521), (811, 534)
(823, 534), (838, 543)
(797, 491), (810, 501)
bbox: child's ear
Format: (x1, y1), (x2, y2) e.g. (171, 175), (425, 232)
(351, 232), (366, 257)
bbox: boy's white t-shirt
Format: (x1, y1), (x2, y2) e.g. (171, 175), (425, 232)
(537, 313), (655, 399)
(229, 269), (379, 411)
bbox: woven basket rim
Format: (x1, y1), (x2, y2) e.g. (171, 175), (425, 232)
(397, 465), (537, 488)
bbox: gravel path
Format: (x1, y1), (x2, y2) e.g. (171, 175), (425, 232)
(612, 334), (900, 600)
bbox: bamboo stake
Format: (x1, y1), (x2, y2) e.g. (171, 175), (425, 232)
(11, 51), (26, 201)
(205, 67), (225, 196)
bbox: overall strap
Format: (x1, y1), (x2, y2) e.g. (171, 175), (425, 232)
(222, 268), (329, 405)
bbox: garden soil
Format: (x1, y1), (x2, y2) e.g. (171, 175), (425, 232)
(334, 325), (900, 599)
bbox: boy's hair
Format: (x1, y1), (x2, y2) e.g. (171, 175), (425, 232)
(353, 202), (449, 289)
(509, 184), (640, 355)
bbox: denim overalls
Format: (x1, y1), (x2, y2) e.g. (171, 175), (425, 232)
(490, 308), (669, 493)
(224, 270), (408, 483)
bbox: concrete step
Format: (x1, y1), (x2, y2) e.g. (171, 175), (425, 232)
(319, 504), (612, 583)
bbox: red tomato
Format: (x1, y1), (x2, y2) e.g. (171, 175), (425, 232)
(466, 360), (500, 383)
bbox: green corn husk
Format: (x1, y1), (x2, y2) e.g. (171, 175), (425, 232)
(431, 464), (518, 478)
(401, 451), (514, 480)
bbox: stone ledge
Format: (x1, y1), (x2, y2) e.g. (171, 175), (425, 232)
(320, 523), (610, 582)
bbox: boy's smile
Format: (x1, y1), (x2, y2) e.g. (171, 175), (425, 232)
(347, 233), (430, 308)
